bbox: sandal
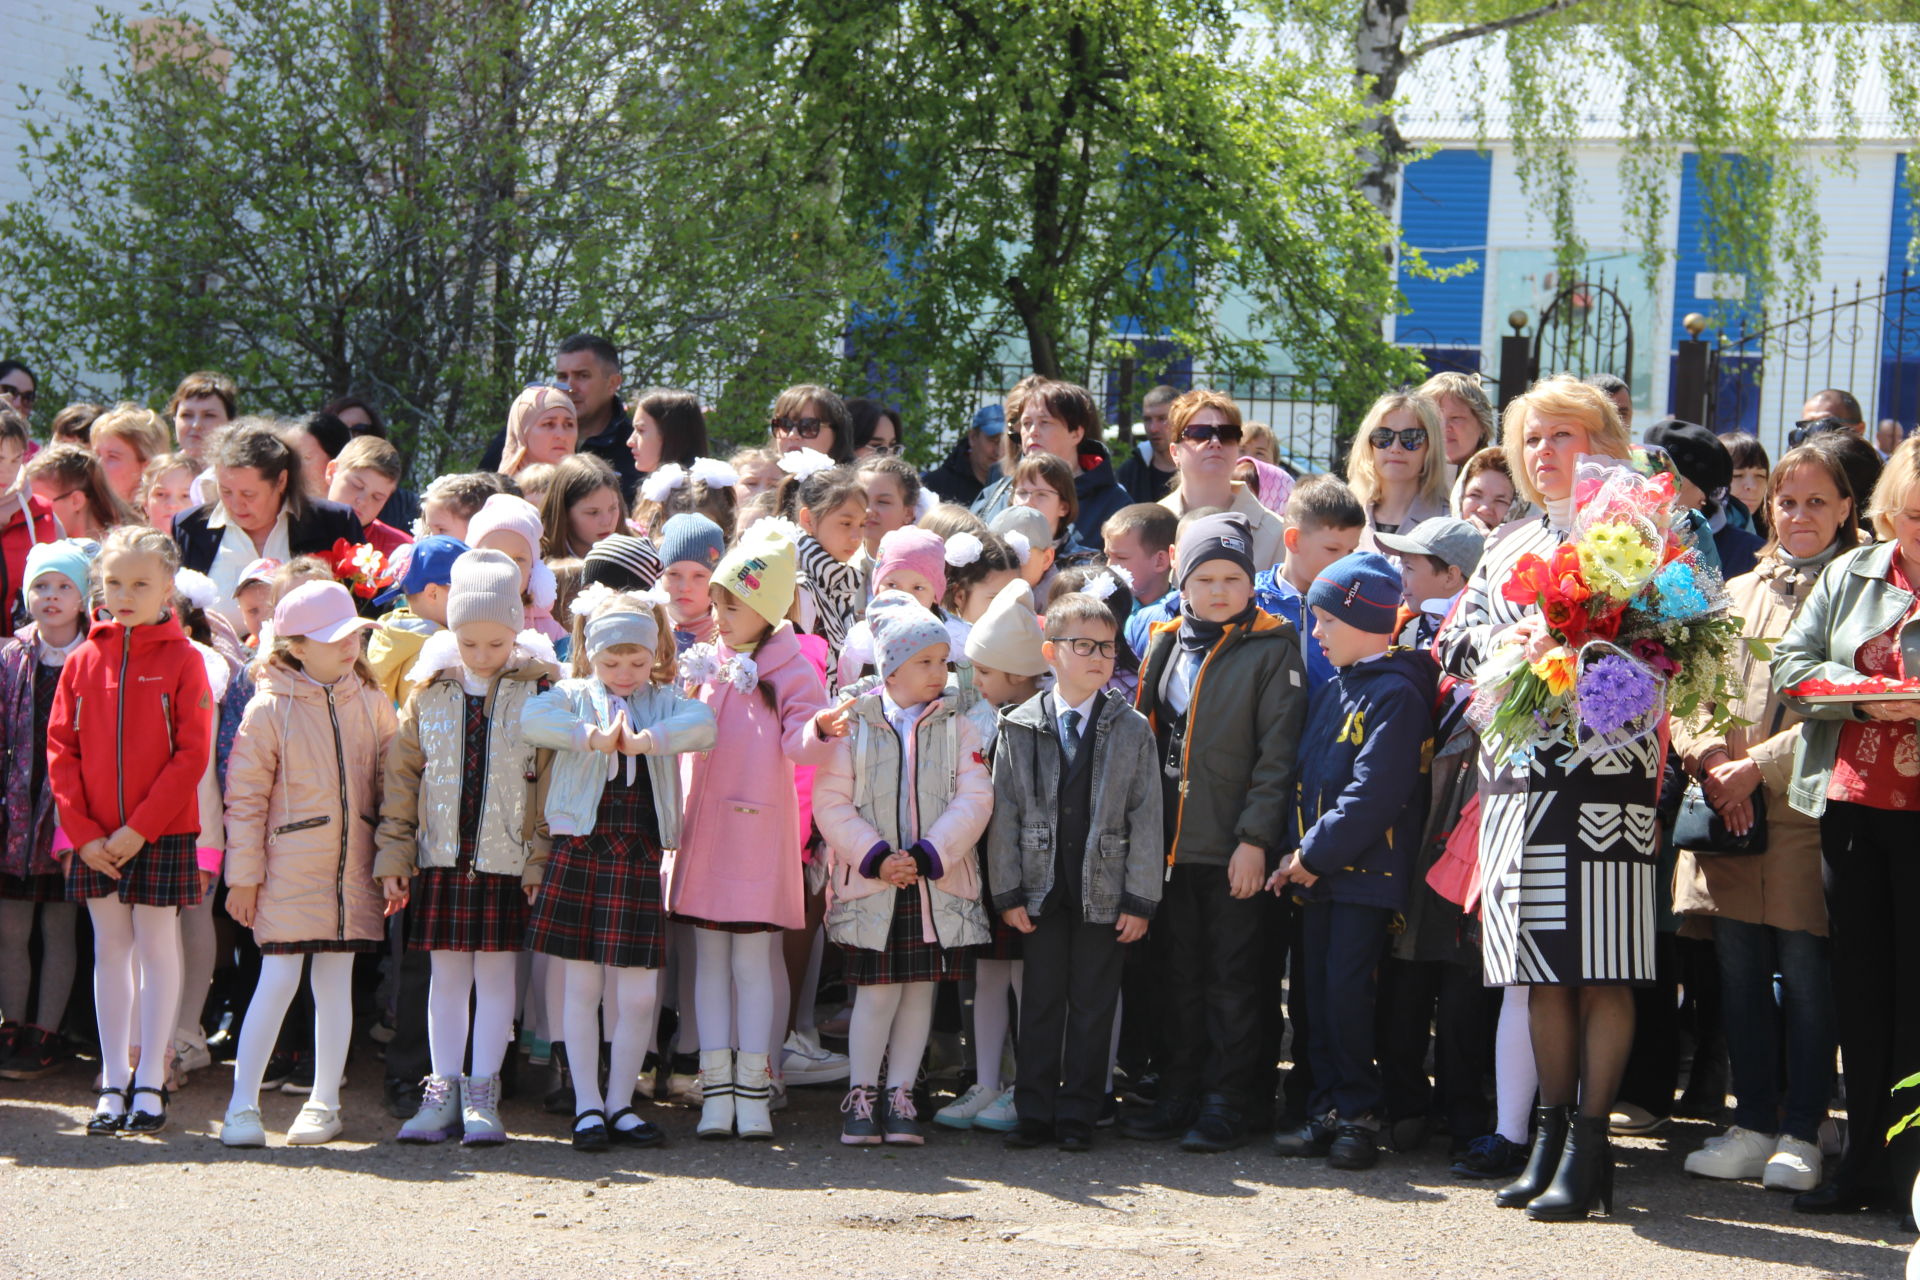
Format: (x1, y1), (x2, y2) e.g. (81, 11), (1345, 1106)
(571, 1108), (609, 1153)
(607, 1106), (665, 1148)
(122, 1084), (170, 1135)
(86, 1086), (129, 1136)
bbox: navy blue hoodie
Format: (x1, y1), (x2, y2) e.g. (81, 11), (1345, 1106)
(1292, 646), (1437, 910)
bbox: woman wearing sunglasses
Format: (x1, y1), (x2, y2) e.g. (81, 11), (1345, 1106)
(1347, 391), (1450, 551)
(767, 384), (855, 465)
(1157, 389), (1284, 573)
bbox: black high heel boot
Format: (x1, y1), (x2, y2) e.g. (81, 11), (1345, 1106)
(1527, 1113), (1615, 1221)
(1496, 1105), (1571, 1208)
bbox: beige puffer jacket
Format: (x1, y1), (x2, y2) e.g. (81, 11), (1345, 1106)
(223, 659), (399, 946)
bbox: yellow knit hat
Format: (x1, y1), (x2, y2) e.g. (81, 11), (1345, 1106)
(713, 519), (799, 629)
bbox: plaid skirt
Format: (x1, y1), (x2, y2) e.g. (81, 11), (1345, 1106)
(842, 887), (970, 987)
(65, 834), (201, 908)
(526, 832), (667, 969)
(0, 872), (67, 903)
(260, 939), (381, 955)
(407, 863), (527, 953)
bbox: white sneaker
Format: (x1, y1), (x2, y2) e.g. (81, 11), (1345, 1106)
(1684, 1125), (1777, 1181)
(934, 1082), (999, 1130)
(219, 1105), (266, 1148)
(781, 1029), (851, 1086)
(1763, 1135), (1823, 1192)
(286, 1101), (343, 1146)
(172, 1035), (213, 1078)
(971, 1087), (1019, 1133)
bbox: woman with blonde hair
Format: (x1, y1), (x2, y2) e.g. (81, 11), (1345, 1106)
(1437, 374), (1642, 1222)
(501, 386), (579, 476)
(89, 403), (170, 504)
(1347, 391), (1450, 549)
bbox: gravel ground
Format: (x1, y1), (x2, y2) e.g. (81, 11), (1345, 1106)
(1, 1056), (1909, 1280)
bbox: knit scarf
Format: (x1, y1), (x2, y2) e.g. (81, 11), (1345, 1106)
(797, 533), (863, 654)
(1177, 598), (1258, 659)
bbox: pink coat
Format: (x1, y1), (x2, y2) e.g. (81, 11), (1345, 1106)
(791, 632), (831, 850)
(669, 623), (835, 929)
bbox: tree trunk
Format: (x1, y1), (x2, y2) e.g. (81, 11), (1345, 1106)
(1007, 274), (1062, 380)
(1353, 0), (1413, 229)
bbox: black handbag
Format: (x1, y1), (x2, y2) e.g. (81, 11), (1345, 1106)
(1673, 781), (1767, 856)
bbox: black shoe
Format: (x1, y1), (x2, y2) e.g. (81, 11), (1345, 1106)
(1096, 1093), (1119, 1128)
(1055, 1123), (1093, 1153)
(279, 1051), (316, 1094)
(205, 1026), (240, 1063)
(1452, 1133), (1528, 1180)
(1385, 1115), (1429, 1154)
(259, 1050), (296, 1092)
(86, 1086), (128, 1136)
(1271, 1117), (1334, 1158)
(1497, 1105), (1572, 1209)
(384, 1077), (425, 1120)
(1004, 1119), (1051, 1150)
(1121, 1071), (1160, 1107)
(122, 1084), (170, 1135)
(1120, 1092), (1199, 1141)
(1527, 1114), (1615, 1221)
(1328, 1123), (1380, 1171)
(544, 1043), (576, 1116)
(608, 1107), (666, 1147)
(1180, 1094), (1248, 1153)
(0, 1026), (70, 1080)
(572, 1109), (610, 1152)
(1793, 1181), (1899, 1215)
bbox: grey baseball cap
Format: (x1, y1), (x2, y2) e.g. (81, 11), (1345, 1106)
(1374, 516), (1485, 577)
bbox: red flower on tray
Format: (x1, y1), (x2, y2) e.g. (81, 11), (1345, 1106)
(1788, 676), (1920, 697)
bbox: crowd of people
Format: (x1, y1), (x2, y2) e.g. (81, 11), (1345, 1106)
(0, 344), (1912, 1231)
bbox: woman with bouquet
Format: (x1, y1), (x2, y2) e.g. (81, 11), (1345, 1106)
(1772, 435), (1920, 1219)
(1437, 376), (1654, 1222)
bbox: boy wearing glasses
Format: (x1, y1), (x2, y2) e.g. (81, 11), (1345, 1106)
(987, 592), (1162, 1152)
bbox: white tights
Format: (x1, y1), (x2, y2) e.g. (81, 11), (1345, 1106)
(694, 929), (777, 1055)
(427, 951), (518, 1079)
(848, 982), (936, 1091)
(229, 954), (353, 1110)
(971, 959), (1023, 1092)
(1495, 985), (1538, 1143)
(562, 961), (659, 1128)
(88, 900), (180, 1100)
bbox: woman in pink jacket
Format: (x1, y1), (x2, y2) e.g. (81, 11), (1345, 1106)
(216, 582), (395, 1150)
(670, 520), (848, 1141)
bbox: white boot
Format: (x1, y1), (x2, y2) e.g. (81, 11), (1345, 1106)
(735, 1051), (774, 1140)
(696, 1049), (735, 1139)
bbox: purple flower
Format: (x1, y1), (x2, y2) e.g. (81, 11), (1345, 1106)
(1577, 654), (1661, 736)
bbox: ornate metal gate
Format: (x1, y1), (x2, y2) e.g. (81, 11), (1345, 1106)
(1530, 274), (1636, 386)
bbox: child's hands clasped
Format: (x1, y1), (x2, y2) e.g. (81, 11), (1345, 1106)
(589, 709), (655, 756)
(880, 850), (919, 888)
(1227, 841), (1267, 899)
(226, 884), (258, 927)
(76, 839), (119, 879)
(103, 825), (144, 864)
(1265, 851), (1318, 894)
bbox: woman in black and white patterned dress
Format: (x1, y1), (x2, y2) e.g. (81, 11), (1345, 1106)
(1437, 375), (1651, 1222)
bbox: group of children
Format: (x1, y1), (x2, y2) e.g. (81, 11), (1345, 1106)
(0, 408), (1517, 1169)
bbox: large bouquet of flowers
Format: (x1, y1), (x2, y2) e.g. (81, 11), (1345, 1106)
(1470, 458), (1748, 763)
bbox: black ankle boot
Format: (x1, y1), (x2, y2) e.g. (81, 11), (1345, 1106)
(1527, 1113), (1615, 1221)
(1496, 1105), (1571, 1208)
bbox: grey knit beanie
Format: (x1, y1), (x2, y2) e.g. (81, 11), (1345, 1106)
(447, 548), (525, 632)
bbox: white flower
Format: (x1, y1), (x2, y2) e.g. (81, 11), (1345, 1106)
(944, 531), (983, 568)
(640, 463), (687, 505)
(174, 569), (217, 612)
(570, 580), (617, 620)
(678, 644), (720, 689)
(688, 456), (739, 488)
(723, 654), (759, 694)
(1107, 563), (1136, 592)
(636, 584), (671, 607)
(1003, 531), (1031, 565)
(1084, 571), (1120, 602)
(777, 448), (835, 478)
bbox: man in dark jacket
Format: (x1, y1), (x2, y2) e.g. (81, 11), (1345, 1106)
(1115, 385), (1180, 505)
(922, 404), (1007, 508)
(479, 334), (641, 500)
(1269, 551), (1435, 1173)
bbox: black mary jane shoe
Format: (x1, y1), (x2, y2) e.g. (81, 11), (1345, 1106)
(572, 1109), (611, 1152)
(86, 1086), (129, 1136)
(607, 1107), (666, 1148)
(121, 1085), (169, 1135)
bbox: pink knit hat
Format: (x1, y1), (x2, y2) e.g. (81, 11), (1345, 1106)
(873, 526), (947, 599)
(465, 493), (543, 570)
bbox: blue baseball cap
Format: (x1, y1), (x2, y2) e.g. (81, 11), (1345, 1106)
(971, 404), (1007, 436)
(373, 535), (469, 608)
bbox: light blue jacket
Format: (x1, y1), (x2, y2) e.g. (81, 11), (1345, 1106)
(521, 678), (716, 845)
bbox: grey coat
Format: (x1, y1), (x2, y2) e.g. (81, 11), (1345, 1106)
(986, 689), (1163, 923)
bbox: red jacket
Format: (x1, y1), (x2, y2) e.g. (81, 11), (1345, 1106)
(48, 616), (213, 848)
(0, 495), (61, 625)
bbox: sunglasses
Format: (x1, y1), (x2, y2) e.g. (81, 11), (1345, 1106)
(1787, 417), (1849, 447)
(771, 416), (829, 440)
(0, 385), (33, 405)
(1057, 637), (1118, 659)
(1369, 426), (1428, 452)
(862, 440), (903, 455)
(1179, 423), (1242, 445)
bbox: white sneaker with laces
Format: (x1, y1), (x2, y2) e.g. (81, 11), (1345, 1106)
(286, 1101), (343, 1146)
(1684, 1125), (1776, 1181)
(781, 1029), (851, 1085)
(219, 1105), (266, 1148)
(971, 1087), (1019, 1133)
(172, 1034), (213, 1078)
(934, 1082), (998, 1130)
(1763, 1134), (1823, 1192)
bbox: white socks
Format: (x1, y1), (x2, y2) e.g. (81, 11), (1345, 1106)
(694, 929), (778, 1056)
(1495, 985), (1538, 1143)
(971, 958), (1023, 1092)
(228, 953), (354, 1111)
(848, 982), (936, 1090)
(88, 900), (180, 1093)
(427, 950), (519, 1079)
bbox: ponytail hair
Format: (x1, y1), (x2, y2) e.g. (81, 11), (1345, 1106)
(774, 464), (864, 526)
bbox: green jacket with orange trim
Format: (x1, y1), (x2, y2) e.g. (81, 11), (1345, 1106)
(1136, 608), (1308, 868)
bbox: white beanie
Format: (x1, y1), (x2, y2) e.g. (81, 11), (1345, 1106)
(963, 580), (1048, 677)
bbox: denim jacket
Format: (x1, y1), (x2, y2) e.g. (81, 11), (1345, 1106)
(521, 678), (716, 847)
